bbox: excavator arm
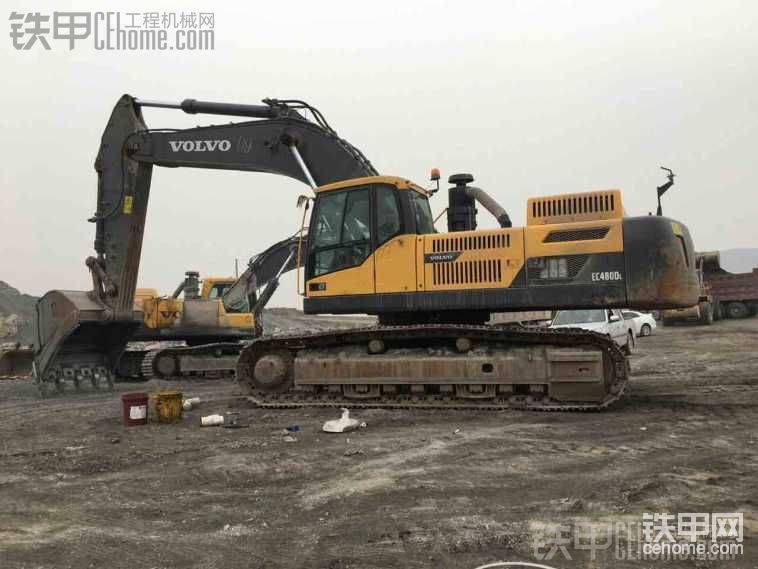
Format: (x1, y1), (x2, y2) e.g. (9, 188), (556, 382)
(34, 95), (375, 388)
(222, 232), (303, 332)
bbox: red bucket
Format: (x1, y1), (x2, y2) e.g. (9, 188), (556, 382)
(121, 392), (149, 426)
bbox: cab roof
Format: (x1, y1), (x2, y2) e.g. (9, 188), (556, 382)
(316, 175), (429, 196)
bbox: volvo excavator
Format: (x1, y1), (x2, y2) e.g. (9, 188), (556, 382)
(33, 94), (700, 410)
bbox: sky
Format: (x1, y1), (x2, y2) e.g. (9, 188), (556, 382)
(1, 0), (756, 307)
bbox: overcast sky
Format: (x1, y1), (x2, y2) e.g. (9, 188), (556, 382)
(1, 0), (756, 307)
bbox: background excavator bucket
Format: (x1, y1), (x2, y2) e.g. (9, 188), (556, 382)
(0, 344), (34, 377)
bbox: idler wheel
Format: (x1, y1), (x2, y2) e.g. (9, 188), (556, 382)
(252, 351), (293, 392)
(155, 354), (178, 378)
(455, 337), (472, 353)
(367, 338), (386, 354)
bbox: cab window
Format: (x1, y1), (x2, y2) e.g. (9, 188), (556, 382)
(410, 191), (435, 234)
(376, 185), (401, 245)
(207, 283), (230, 299)
(310, 188), (372, 277)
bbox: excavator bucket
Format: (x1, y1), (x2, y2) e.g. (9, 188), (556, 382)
(33, 291), (142, 395)
(32, 95), (152, 395)
(0, 343), (34, 377)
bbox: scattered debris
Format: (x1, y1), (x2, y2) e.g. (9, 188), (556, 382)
(640, 426), (648, 431)
(453, 428), (461, 435)
(557, 497), (584, 512)
(283, 435), (297, 443)
(183, 397), (201, 411)
(285, 425), (300, 433)
(223, 415), (248, 429)
(218, 523), (255, 537)
(201, 414), (225, 427)
(322, 408), (360, 433)
(344, 448), (365, 456)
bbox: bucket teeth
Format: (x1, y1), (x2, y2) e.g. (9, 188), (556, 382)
(34, 364), (113, 395)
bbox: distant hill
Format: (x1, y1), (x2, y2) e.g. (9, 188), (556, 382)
(0, 281), (37, 343)
(719, 248), (758, 274)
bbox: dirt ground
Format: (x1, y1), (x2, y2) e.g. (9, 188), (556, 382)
(1, 318), (757, 568)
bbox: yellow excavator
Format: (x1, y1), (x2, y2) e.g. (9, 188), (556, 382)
(119, 235), (299, 381)
(118, 274), (253, 380)
(32, 95), (700, 409)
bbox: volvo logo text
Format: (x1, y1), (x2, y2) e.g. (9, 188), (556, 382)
(168, 139), (231, 152)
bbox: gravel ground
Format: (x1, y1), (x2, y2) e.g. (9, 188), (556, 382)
(1, 317), (756, 568)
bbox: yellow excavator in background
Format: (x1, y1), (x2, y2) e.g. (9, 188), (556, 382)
(118, 273), (254, 380)
(135, 274), (251, 335)
(32, 95), (700, 409)
(119, 233), (299, 381)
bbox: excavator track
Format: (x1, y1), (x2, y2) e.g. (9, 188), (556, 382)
(139, 342), (245, 380)
(139, 349), (159, 380)
(237, 325), (629, 412)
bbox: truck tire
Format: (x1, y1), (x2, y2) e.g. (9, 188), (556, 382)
(699, 303), (714, 325)
(713, 302), (723, 321)
(727, 302), (749, 319)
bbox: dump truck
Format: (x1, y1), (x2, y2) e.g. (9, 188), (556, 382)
(32, 95), (700, 410)
(661, 255), (716, 325)
(700, 251), (758, 319)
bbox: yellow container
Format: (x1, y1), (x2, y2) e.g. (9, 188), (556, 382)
(153, 390), (183, 423)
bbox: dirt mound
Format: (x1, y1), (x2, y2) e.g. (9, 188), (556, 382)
(0, 281), (37, 343)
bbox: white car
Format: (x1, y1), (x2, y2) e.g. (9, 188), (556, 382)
(550, 308), (637, 354)
(622, 310), (657, 337)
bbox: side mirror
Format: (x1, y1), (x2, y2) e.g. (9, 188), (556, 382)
(609, 314), (621, 323)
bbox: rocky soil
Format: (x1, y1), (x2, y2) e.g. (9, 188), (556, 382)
(1, 317), (756, 568)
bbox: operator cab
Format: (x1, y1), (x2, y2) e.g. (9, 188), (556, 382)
(306, 176), (434, 280)
(202, 278), (235, 299)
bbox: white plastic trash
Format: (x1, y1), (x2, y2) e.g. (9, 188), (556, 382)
(183, 397), (201, 411)
(322, 408), (360, 433)
(201, 414), (224, 427)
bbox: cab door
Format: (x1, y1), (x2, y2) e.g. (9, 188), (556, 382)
(306, 186), (376, 297)
(374, 185), (417, 294)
